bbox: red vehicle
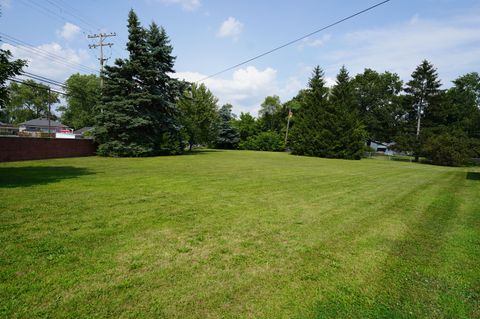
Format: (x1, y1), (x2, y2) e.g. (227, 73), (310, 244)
(57, 129), (73, 133)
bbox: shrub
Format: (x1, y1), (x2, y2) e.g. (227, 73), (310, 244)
(423, 132), (471, 166)
(240, 131), (284, 152)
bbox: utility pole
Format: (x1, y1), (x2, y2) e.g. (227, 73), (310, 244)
(48, 87), (51, 137)
(415, 97), (424, 138)
(414, 96), (424, 162)
(88, 32), (116, 87)
(284, 108), (292, 146)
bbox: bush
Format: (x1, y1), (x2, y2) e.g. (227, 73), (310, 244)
(423, 132), (471, 166)
(240, 131), (284, 152)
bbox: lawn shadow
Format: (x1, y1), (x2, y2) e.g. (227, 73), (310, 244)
(466, 172), (480, 181)
(0, 166), (94, 188)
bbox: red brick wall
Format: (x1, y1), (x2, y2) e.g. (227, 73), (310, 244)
(0, 137), (97, 162)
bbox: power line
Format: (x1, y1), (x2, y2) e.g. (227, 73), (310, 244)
(36, 0), (121, 62)
(0, 32), (98, 73)
(22, 71), (64, 84)
(22, 0), (99, 33)
(2, 38), (97, 74)
(8, 78), (66, 95)
(198, 0), (392, 82)
(0, 33), (96, 72)
(20, 72), (66, 88)
(17, 0), (72, 28)
(42, 0), (101, 31)
(14, 0), (119, 68)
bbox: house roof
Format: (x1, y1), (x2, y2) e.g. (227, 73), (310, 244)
(0, 121), (18, 128)
(20, 118), (67, 128)
(74, 127), (94, 134)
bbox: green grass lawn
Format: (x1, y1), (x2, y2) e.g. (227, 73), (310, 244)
(1, 150), (479, 318)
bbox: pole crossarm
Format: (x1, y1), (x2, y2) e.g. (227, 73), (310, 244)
(88, 32), (116, 87)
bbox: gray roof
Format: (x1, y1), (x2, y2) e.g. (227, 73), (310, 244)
(0, 122), (18, 128)
(20, 118), (67, 128)
(74, 127), (94, 134)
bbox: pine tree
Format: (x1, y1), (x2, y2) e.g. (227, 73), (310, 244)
(403, 60), (442, 161)
(216, 104), (240, 149)
(288, 66), (330, 156)
(328, 66), (367, 159)
(144, 22), (185, 154)
(95, 10), (184, 156)
(289, 66), (366, 159)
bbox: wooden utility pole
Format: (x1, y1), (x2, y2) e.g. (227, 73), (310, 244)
(48, 87), (51, 137)
(88, 32), (116, 87)
(284, 109), (292, 145)
(414, 96), (424, 162)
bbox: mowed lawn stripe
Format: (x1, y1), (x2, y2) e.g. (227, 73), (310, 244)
(0, 151), (478, 318)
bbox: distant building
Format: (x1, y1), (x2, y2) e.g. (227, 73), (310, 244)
(74, 127), (94, 139)
(19, 118), (69, 133)
(0, 122), (19, 136)
(367, 140), (396, 156)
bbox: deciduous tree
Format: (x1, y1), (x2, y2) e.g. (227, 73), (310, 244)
(177, 83), (219, 151)
(5, 80), (59, 123)
(352, 69), (403, 143)
(0, 48), (26, 112)
(59, 73), (100, 129)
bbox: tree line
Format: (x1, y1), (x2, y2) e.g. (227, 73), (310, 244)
(1, 10), (479, 166)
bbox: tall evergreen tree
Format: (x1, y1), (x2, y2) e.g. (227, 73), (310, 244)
(216, 104), (240, 149)
(290, 66), (366, 159)
(144, 22), (185, 154)
(288, 66), (330, 157)
(95, 10), (184, 156)
(328, 66), (367, 159)
(402, 60), (442, 161)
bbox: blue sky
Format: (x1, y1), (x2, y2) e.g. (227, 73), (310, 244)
(1, 0), (479, 115)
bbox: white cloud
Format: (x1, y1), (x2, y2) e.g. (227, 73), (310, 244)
(56, 22), (81, 41)
(1, 42), (94, 82)
(321, 12), (480, 85)
(176, 66), (296, 115)
(158, 0), (200, 11)
(217, 17), (244, 40)
(298, 34), (332, 49)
